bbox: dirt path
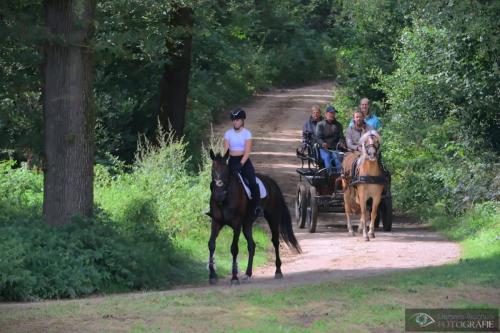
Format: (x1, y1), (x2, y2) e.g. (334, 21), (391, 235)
(211, 81), (461, 286)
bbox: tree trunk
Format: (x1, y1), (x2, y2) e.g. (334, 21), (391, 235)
(158, 5), (194, 139)
(42, 0), (95, 227)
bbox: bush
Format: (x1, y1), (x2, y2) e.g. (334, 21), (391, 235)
(378, 1), (500, 215)
(333, 1), (500, 216)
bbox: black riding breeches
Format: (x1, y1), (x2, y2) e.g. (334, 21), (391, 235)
(229, 156), (260, 202)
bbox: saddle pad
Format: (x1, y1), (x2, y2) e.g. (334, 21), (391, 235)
(237, 174), (267, 199)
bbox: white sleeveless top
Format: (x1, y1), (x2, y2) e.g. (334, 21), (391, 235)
(224, 128), (252, 152)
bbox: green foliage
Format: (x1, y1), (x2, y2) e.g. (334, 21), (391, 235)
(0, 158), (187, 301)
(0, 216), (159, 301)
(334, 0), (411, 104)
(0, 160), (43, 219)
(379, 0), (500, 214)
(382, 1), (500, 150)
(1, 0), (338, 164)
(0, 0), (43, 158)
(432, 201), (499, 242)
(334, 0), (500, 215)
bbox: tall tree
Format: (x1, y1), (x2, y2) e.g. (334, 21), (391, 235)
(43, 0), (95, 226)
(158, 4), (194, 139)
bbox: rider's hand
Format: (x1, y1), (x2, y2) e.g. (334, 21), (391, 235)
(322, 143), (328, 149)
(233, 163), (242, 174)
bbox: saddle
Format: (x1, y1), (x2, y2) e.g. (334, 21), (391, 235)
(237, 174), (267, 199)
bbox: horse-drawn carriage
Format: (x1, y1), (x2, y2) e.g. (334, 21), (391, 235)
(295, 131), (393, 234)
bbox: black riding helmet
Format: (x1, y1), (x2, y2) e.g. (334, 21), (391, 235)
(230, 108), (246, 120)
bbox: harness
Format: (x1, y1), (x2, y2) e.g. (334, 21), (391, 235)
(349, 175), (387, 187)
(346, 156), (387, 187)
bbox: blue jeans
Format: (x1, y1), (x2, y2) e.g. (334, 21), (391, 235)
(319, 148), (343, 173)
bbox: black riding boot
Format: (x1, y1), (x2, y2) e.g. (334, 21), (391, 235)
(250, 183), (263, 217)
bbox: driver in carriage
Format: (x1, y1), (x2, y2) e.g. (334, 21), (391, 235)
(315, 105), (345, 175)
(223, 108), (263, 217)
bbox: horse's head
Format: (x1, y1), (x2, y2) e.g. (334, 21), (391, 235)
(360, 130), (382, 161)
(209, 149), (230, 204)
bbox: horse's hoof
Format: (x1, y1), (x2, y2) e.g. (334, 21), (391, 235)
(369, 233), (375, 239)
(274, 272), (283, 280)
(364, 236), (370, 241)
(241, 274), (252, 283)
(231, 278), (240, 285)
(348, 231), (355, 237)
(209, 277), (218, 285)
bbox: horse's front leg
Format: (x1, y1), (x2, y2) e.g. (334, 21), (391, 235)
(343, 184), (354, 236)
(369, 195), (381, 239)
(208, 222), (222, 285)
(230, 225), (242, 285)
(358, 191), (369, 241)
(242, 222), (256, 281)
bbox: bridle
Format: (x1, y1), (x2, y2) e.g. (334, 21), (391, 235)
(211, 167), (229, 204)
(363, 134), (381, 159)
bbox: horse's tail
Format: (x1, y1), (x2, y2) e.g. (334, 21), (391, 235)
(262, 175), (302, 254)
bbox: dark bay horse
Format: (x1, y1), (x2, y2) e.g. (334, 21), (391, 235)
(342, 130), (386, 241)
(208, 149), (301, 284)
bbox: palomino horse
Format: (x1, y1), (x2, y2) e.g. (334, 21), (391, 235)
(208, 149), (301, 285)
(341, 130), (386, 241)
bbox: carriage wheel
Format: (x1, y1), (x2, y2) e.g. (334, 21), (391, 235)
(307, 187), (318, 233)
(295, 183), (307, 228)
(381, 194), (393, 232)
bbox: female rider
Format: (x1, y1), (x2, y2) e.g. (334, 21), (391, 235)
(223, 108), (263, 217)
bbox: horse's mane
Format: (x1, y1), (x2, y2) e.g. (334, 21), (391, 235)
(212, 151), (227, 163)
(359, 130), (381, 146)
(357, 130), (382, 174)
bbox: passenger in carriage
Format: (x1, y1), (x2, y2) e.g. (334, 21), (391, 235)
(315, 105), (345, 174)
(302, 104), (323, 147)
(348, 97), (381, 130)
(223, 108), (263, 217)
(346, 110), (374, 153)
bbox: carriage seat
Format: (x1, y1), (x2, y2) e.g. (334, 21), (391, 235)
(296, 168), (316, 176)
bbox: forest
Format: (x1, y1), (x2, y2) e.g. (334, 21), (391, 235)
(0, 0), (498, 301)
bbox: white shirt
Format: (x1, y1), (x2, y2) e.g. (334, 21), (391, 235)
(224, 128), (252, 152)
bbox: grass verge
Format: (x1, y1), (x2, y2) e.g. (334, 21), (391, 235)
(1, 203), (498, 332)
